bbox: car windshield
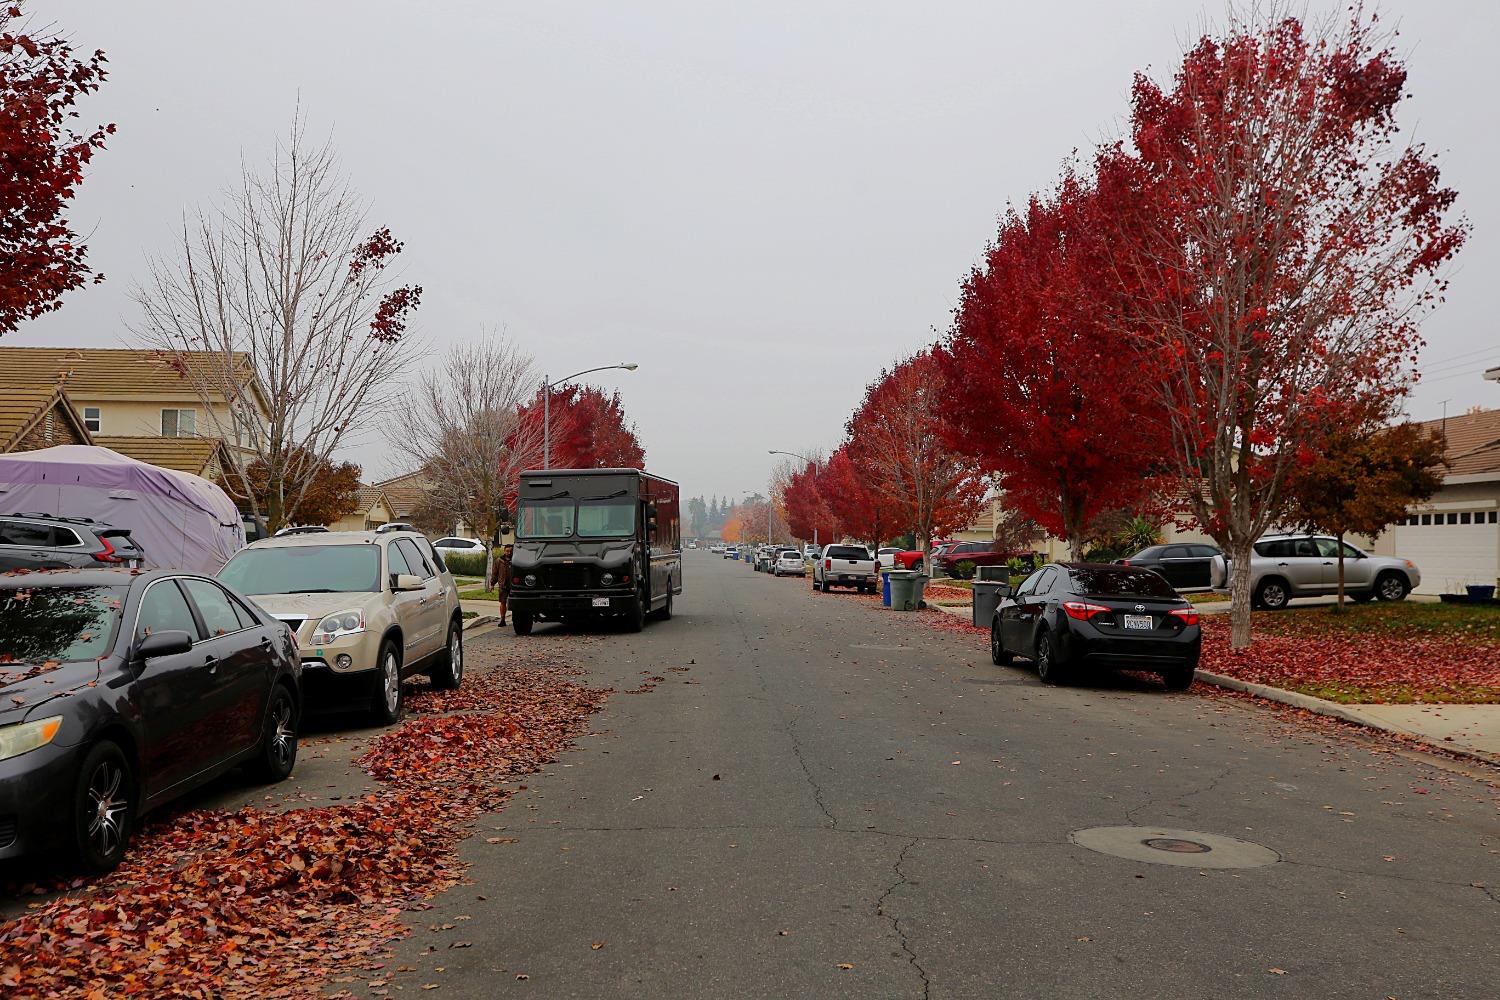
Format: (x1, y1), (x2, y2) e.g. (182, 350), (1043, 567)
(0, 585), (125, 666)
(1068, 567), (1178, 598)
(219, 544), (381, 594)
(517, 501), (577, 539)
(826, 546), (868, 559)
(578, 499), (635, 537)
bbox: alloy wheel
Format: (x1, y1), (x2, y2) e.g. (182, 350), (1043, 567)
(450, 630), (464, 683)
(87, 761), (128, 860)
(269, 698), (295, 771)
(383, 652), (401, 714)
(1261, 583), (1287, 609)
(1379, 576), (1404, 601)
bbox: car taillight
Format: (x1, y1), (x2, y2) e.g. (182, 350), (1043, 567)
(1120, 559), (1131, 567)
(1169, 608), (1200, 626)
(825, 558), (832, 570)
(1062, 601), (1109, 620)
(91, 536), (123, 563)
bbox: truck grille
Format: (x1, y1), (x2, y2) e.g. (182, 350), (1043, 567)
(544, 565), (591, 590)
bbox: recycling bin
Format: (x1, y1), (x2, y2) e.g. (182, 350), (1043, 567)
(888, 571), (927, 612)
(971, 580), (1009, 628)
(881, 570), (892, 607)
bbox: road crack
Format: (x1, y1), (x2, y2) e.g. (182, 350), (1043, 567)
(875, 838), (931, 1000)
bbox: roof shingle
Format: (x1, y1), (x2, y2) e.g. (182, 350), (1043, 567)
(0, 346), (256, 397)
(1417, 409), (1500, 480)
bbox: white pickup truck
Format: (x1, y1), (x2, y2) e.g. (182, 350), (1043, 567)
(813, 544), (878, 594)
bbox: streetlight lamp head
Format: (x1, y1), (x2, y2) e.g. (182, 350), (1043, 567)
(622, 363), (639, 371)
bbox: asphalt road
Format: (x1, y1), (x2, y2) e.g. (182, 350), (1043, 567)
(384, 553), (1499, 999)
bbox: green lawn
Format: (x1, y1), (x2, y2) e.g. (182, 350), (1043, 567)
(459, 587), (498, 601)
(1254, 600), (1500, 643)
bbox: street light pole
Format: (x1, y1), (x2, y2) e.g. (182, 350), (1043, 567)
(542, 363), (638, 469)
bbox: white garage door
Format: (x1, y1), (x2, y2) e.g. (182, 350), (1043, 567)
(1394, 509), (1499, 594)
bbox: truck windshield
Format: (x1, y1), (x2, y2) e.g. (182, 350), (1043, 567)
(578, 499), (635, 537)
(518, 502), (576, 539)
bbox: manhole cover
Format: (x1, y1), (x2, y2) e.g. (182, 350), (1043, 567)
(1142, 837), (1212, 854)
(1070, 826), (1279, 869)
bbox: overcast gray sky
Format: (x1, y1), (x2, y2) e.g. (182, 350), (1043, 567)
(16, 1), (1498, 503)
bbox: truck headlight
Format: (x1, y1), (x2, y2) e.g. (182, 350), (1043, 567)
(600, 572), (614, 585)
(0, 716), (63, 763)
(524, 574), (537, 588)
(313, 610), (365, 643)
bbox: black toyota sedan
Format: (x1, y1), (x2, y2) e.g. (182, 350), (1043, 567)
(989, 563), (1201, 689)
(0, 568), (302, 873)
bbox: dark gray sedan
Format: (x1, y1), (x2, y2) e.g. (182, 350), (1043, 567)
(0, 568), (301, 872)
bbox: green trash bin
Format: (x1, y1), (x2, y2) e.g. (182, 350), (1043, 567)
(971, 580), (1008, 628)
(888, 571), (928, 611)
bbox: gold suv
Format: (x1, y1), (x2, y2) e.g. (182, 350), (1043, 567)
(217, 528), (464, 722)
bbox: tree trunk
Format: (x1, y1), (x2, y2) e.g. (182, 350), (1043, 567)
(1228, 540), (1254, 650)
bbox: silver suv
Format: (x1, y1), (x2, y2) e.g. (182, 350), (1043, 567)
(1222, 534), (1420, 610)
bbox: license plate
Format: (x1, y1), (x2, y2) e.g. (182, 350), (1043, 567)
(1123, 614), (1153, 630)
(591, 597), (610, 608)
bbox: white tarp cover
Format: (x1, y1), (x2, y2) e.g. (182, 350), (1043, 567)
(0, 445), (245, 573)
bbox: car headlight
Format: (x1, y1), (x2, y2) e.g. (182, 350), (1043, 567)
(313, 609), (366, 643)
(600, 572), (614, 585)
(0, 716), (63, 763)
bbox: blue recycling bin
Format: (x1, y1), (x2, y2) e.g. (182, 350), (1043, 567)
(882, 571), (892, 607)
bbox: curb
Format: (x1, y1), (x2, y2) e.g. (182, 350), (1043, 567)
(1194, 669), (1500, 770)
(464, 614), (499, 631)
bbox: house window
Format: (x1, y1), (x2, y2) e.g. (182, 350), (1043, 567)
(1491, 512), (1499, 524)
(161, 408), (197, 437)
(83, 407), (101, 433)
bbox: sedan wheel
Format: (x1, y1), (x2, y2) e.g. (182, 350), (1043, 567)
(74, 741), (132, 874)
(990, 622), (1013, 665)
(1035, 632), (1067, 685)
(251, 685), (299, 783)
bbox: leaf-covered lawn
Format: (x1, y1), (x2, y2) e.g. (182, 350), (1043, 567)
(1201, 603), (1500, 704)
(0, 664), (607, 998)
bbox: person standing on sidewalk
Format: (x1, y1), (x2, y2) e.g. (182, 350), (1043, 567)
(487, 543), (513, 626)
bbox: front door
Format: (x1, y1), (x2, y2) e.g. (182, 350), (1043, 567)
(1001, 568), (1047, 653)
(131, 578), (219, 800)
(396, 538), (447, 658)
(1318, 538), (1375, 592)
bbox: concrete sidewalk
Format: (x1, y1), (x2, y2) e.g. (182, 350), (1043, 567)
(926, 601), (1499, 768)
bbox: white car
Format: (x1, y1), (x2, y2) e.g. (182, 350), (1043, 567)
(433, 536), (486, 560)
(773, 548), (806, 577)
(876, 547), (901, 570)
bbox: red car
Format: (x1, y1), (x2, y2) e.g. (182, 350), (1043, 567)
(933, 539), (1024, 576)
(892, 540), (959, 573)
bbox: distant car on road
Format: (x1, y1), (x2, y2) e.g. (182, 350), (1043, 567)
(1117, 543), (1225, 591)
(1221, 534), (1419, 610)
(773, 548), (806, 577)
(0, 512), (146, 571)
(989, 562), (1200, 690)
(0, 567), (301, 873)
(724, 546), (740, 559)
(876, 547), (901, 570)
(814, 544), (877, 593)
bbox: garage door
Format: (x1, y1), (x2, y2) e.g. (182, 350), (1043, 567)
(1393, 509), (1499, 594)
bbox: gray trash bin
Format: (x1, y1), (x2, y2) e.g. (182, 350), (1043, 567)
(971, 580), (1008, 628)
(888, 571), (927, 611)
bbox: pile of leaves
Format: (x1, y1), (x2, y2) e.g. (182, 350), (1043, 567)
(922, 583), (974, 603)
(0, 665), (607, 998)
(1200, 615), (1500, 704)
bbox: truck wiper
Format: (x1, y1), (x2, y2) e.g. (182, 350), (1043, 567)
(531, 490), (572, 501)
(581, 490), (628, 501)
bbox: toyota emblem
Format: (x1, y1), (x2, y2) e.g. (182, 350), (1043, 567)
(1134, 604), (1146, 612)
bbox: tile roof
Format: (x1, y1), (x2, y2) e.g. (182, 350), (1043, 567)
(0, 346), (257, 397)
(353, 485), (388, 514)
(94, 436), (228, 477)
(1417, 409), (1500, 479)
(0, 383), (93, 451)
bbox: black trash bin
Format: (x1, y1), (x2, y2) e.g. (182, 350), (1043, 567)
(971, 580), (1008, 628)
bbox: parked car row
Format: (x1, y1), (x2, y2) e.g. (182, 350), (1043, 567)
(0, 524), (466, 875)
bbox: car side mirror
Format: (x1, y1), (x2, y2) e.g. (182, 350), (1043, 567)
(138, 630), (193, 659)
(393, 573), (425, 592)
(996, 583), (1012, 600)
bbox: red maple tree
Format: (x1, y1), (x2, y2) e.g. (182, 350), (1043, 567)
(0, 2), (112, 335)
(845, 352), (987, 559)
(514, 384), (646, 472)
(938, 171), (1169, 558)
(1100, 9), (1467, 646)
(782, 459), (841, 544)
